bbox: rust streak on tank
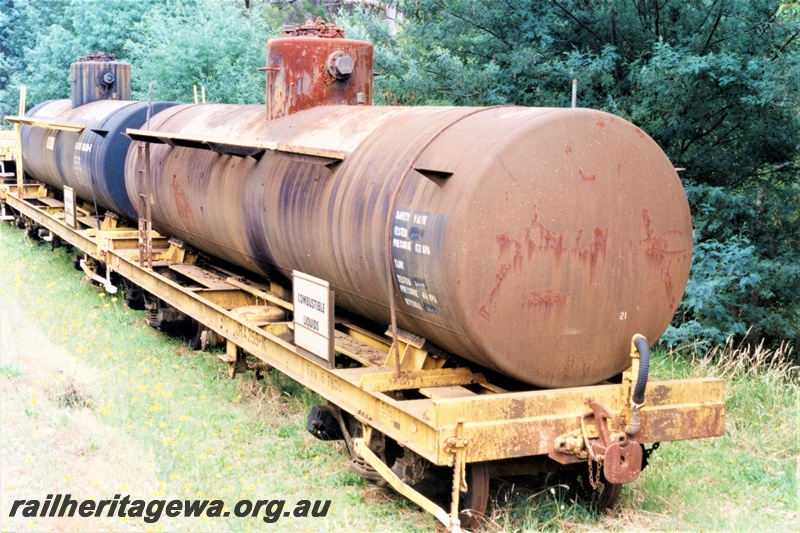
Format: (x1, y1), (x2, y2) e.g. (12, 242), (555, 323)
(640, 209), (691, 305)
(524, 214), (566, 257)
(483, 217), (607, 318)
(663, 267), (676, 308)
(641, 209), (690, 258)
(574, 227), (608, 270)
(170, 174), (195, 225)
(522, 290), (570, 308)
(486, 263), (513, 307)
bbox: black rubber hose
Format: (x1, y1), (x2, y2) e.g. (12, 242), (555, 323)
(632, 335), (650, 405)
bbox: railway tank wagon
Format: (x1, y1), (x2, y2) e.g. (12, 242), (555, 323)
(125, 103), (693, 389)
(18, 53), (175, 222)
(6, 18), (725, 532)
(124, 25), (692, 389)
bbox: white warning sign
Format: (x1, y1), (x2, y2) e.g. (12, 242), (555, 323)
(293, 271), (334, 366)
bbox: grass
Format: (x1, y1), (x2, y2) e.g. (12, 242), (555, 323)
(0, 363), (24, 380)
(1, 220), (798, 532)
(479, 341), (799, 532)
(636, 340), (798, 530)
(0, 223), (432, 532)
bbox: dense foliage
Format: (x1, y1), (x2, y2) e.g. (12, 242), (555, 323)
(0, 0), (288, 108)
(1, 0), (798, 350)
(343, 1), (800, 351)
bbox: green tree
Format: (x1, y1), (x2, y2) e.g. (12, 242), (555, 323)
(0, 0), (165, 117)
(362, 1), (800, 349)
(384, 1), (800, 188)
(125, 0), (281, 103)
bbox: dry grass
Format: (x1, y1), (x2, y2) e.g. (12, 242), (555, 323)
(690, 335), (798, 383)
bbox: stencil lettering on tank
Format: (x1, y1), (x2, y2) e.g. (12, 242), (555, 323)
(391, 208), (447, 314)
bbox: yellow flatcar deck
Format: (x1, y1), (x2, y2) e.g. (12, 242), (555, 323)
(5, 184), (725, 532)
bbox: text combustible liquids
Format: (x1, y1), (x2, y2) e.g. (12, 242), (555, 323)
(297, 293), (326, 332)
(9, 495), (332, 524)
(293, 270), (334, 362)
(297, 294), (326, 313)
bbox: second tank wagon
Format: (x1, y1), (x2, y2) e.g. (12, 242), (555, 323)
(21, 98), (175, 220)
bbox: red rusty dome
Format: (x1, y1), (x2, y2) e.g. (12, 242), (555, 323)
(265, 19), (373, 120)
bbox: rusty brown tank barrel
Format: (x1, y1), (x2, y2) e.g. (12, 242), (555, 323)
(126, 104), (692, 388)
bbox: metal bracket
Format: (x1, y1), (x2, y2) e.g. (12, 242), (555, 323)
(79, 257), (118, 294)
(382, 327), (446, 372)
(582, 401), (642, 485)
(552, 427), (594, 462)
(165, 238), (198, 265)
(353, 438), (461, 533)
(444, 418), (469, 529)
(223, 340), (248, 379)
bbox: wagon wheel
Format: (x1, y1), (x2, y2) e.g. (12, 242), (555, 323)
(573, 466), (622, 512)
(459, 462), (490, 529)
(586, 479), (622, 512)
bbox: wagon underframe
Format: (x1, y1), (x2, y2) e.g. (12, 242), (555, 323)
(5, 185), (725, 532)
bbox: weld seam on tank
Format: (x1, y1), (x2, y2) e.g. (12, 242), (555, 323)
(382, 106), (504, 355)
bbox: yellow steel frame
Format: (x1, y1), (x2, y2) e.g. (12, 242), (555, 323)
(5, 185), (726, 529)
(1, 88), (28, 205)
